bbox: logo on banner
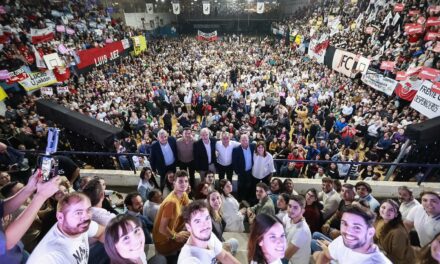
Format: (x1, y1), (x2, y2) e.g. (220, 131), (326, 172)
(146, 3), (154, 14)
(332, 49), (356, 77)
(203, 2), (210, 15)
(172, 3), (180, 15)
(257, 2), (264, 14)
(410, 80), (440, 118)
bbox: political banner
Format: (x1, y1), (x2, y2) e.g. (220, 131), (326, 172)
(43, 53), (65, 70)
(172, 2), (180, 15)
(418, 66), (440, 81)
(308, 38), (327, 64)
(132, 35), (147, 56)
(356, 56), (370, 75)
(395, 78), (423, 101)
(394, 3), (404, 12)
(6, 66), (30, 84)
(30, 28), (54, 44)
(75, 39), (131, 73)
(404, 23), (424, 34)
(410, 80), (440, 118)
(361, 69), (397, 96)
(428, 6), (440, 13)
(196, 30), (218, 41)
(19, 71), (58, 91)
(332, 49), (356, 78)
(146, 3), (154, 14)
(41, 86), (53, 96)
(426, 17), (440, 27)
(424, 31), (440, 41)
(56, 86), (69, 94)
(409, 9), (421, 16)
(257, 2), (264, 14)
(203, 2), (210, 15)
(380, 61), (396, 71)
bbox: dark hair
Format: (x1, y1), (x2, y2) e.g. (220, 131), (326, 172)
(0, 181), (20, 198)
(255, 141), (267, 157)
(206, 190), (222, 222)
(147, 189), (161, 201)
(290, 194), (306, 208)
(321, 176), (333, 184)
(420, 191), (440, 200)
(256, 182), (269, 192)
(82, 179), (104, 206)
(333, 179), (342, 193)
(124, 192), (141, 207)
(104, 214), (143, 264)
(194, 182), (209, 200)
(162, 170), (175, 193)
(342, 183), (354, 190)
(377, 199), (403, 237)
(248, 214), (284, 264)
(270, 178), (284, 194)
(218, 179), (230, 196)
(175, 169), (189, 179)
(342, 204), (376, 227)
(355, 181), (372, 193)
(397, 186), (413, 197)
(140, 167), (159, 188)
(182, 200), (208, 224)
(278, 193), (290, 205)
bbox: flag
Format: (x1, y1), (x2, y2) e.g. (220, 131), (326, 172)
(146, 3), (154, 14)
(383, 11), (392, 25)
(395, 78), (423, 101)
(32, 45), (46, 68)
(203, 2), (210, 15)
(0, 85), (7, 101)
(172, 2), (180, 15)
(355, 12), (364, 29)
(30, 28), (54, 44)
(257, 1), (264, 14)
(392, 12), (400, 26)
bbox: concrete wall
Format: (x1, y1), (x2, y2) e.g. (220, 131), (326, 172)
(82, 169), (440, 199)
(124, 12), (176, 30)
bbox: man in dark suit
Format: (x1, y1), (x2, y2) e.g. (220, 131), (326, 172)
(150, 129), (177, 188)
(193, 128), (217, 182)
(232, 133), (255, 202)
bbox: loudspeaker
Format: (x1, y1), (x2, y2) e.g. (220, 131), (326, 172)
(404, 116), (440, 144)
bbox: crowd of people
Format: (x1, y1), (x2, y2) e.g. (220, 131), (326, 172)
(1, 0), (440, 262)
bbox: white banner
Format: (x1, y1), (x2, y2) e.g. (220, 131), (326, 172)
(57, 86), (69, 94)
(19, 71), (58, 91)
(146, 3), (154, 14)
(410, 80), (440, 119)
(361, 69), (398, 96)
(203, 2), (210, 15)
(332, 49), (357, 78)
(41, 87), (53, 96)
(257, 2), (264, 14)
(43, 53), (65, 70)
(308, 38), (326, 64)
(356, 56), (371, 75)
(392, 12), (400, 26)
(172, 2), (180, 15)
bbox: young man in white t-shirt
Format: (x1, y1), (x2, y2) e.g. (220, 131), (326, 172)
(314, 204), (392, 264)
(284, 195), (311, 264)
(177, 200), (240, 264)
(28, 193), (105, 264)
(404, 191), (440, 247)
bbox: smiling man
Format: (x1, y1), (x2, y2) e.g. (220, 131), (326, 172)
(315, 204), (391, 264)
(27, 193), (105, 263)
(177, 200), (240, 264)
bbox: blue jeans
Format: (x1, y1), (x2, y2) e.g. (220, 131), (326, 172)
(311, 232), (333, 253)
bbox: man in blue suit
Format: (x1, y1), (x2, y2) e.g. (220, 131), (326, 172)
(150, 129), (177, 188)
(232, 133), (255, 203)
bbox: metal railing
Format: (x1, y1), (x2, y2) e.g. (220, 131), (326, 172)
(19, 150), (440, 185)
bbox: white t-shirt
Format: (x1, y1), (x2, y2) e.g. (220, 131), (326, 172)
(406, 204), (440, 246)
(27, 221), (99, 264)
(399, 199), (420, 221)
(285, 218), (311, 264)
(328, 236), (392, 264)
(177, 235), (223, 264)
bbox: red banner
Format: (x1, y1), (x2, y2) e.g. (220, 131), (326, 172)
(395, 80), (420, 101)
(428, 6), (440, 13)
(409, 9), (421, 16)
(396, 71), (407, 81)
(424, 31), (440, 41)
(394, 3), (404, 12)
(380, 61), (395, 71)
(433, 82), (440, 94)
(417, 16), (426, 25)
(76, 39), (130, 73)
(404, 23), (425, 34)
(6, 67), (29, 84)
(426, 17), (440, 27)
(418, 67), (440, 80)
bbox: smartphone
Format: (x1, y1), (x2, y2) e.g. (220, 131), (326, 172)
(41, 156), (59, 182)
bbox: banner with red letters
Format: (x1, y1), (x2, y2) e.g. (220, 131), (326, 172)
(394, 3), (404, 12)
(426, 17), (440, 27)
(380, 61), (395, 71)
(404, 23), (425, 34)
(418, 67), (440, 81)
